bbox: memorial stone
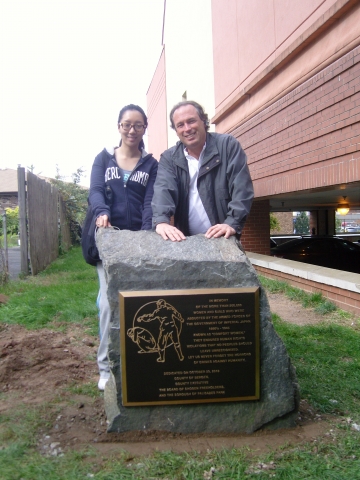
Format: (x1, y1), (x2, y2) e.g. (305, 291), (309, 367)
(96, 229), (299, 434)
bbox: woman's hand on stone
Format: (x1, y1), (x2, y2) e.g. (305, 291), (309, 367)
(96, 215), (111, 228)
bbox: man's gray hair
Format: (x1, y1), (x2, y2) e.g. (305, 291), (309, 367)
(169, 100), (210, 131)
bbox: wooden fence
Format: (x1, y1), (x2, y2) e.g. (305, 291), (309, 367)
(18, 167), (71, 276)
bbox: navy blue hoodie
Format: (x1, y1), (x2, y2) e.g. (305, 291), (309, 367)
(89, 147), (158, 231)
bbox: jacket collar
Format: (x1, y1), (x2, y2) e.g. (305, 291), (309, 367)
(201, 133), (219, 165)
(105, 146), (149, 157)
(106, 146), (153, 166)
(172, 142), (188, 170)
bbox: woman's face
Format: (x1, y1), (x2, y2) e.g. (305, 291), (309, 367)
(118, 110), (146, 149)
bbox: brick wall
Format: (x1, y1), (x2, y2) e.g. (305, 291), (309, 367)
(0, 194), (18, 211)
(271, 212), (293, 235)
(253, 264), (360, 317)
(309, 211), (317, 235)
(233, 46), (360, 199)
(242, 199), (270, 255)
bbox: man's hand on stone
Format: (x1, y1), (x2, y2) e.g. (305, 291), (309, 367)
(155, 223), (187, 242)
(205, 224), (236, 239)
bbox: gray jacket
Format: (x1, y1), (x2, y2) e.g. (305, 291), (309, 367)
(152, 132), (254, 236)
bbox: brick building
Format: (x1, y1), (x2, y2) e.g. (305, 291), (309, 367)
(147, 0), (360, 254)
(211, 0), (360, 254)
(146, 0), (215, 162)
(0, 169), (19, 211)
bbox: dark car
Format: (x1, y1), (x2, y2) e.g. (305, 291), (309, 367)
(270, 236), (360, 274)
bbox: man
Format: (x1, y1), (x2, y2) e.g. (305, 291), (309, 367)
(138, 299), (184, 363)
(152, 101), (254, 241)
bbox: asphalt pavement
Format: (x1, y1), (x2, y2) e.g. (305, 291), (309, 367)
(6, 247), (21, 279)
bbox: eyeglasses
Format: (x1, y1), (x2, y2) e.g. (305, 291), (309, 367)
(120, 123), (146, 132)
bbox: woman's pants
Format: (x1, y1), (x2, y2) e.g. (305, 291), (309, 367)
(96, 262), (111, 379)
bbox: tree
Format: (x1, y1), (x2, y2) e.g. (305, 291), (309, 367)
(27, 165), (42, 175)
(50, 166), (89, 243)
(270, 213), (280, 231)
(0, 207), (19, 236)
(294, 211), (310, 234)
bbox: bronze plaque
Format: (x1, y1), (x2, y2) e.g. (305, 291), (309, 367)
(119, 288), (260, 406)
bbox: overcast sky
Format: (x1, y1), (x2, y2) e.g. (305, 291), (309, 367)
(0, 0), (164, 185)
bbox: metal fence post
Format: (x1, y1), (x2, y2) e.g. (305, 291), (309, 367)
(2, 212), (8, 272)
(17, 166), (29, 275)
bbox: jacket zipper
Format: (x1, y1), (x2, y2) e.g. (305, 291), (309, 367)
(123, 156), (147, 228)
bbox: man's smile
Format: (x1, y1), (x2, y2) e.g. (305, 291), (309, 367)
(184, 132), (196, 139)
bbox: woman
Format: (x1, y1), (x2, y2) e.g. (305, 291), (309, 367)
(89, 104), (158, 390)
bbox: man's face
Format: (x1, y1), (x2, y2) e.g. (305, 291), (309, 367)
(173, 105), (207, 153)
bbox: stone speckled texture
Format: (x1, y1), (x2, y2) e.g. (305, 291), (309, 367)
(97, 229), (299, 434)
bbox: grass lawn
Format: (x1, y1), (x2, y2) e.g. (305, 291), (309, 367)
(0, 246), (99, 334)
(0, 247), (359, 479)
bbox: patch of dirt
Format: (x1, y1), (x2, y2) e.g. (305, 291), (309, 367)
(0, 297), (337, 458)
(0, 324), (98, 406)
(267, 293), (325, 325)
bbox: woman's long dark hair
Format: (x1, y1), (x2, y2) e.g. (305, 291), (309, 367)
(118, 104), (148, 150)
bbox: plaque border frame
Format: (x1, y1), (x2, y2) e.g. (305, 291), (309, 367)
(119, 287), (260, 406)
